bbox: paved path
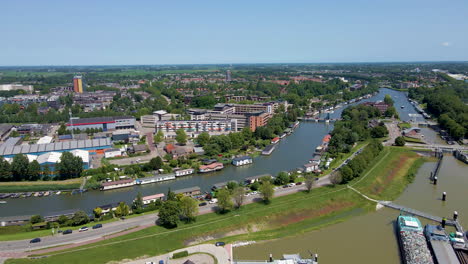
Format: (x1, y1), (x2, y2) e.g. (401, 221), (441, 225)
(124, 244), (231, 264)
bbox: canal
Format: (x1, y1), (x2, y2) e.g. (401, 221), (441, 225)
(234, 156), (467, 264)
(0, 88), (445, 219)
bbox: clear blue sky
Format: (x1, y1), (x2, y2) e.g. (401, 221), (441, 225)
(1, 0), (467, 65)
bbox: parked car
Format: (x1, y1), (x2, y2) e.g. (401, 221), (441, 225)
(198, 202), (207, 207)
(209, 198), (218, 204)
(159, 261), (164, 264)
(79, 226), (89, 232)
(92, 224), (103, 229)
(287, 183), (295, 187)
(30, 238), (41, 243)
(63, 229), (72, 235)
(215, 241), (225, 247)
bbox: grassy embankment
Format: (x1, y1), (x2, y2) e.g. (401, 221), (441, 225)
(0, 179), (81, 193)
(403, 136), (425, 144)
(0, 210), (158, 242)
(5, 147), (425, 264)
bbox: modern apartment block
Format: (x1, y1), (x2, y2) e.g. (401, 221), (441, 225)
(187, 101), (286, 131)
(155, 119), (237, 138)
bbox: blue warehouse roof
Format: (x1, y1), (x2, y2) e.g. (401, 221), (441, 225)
(0, 138), (111, 157)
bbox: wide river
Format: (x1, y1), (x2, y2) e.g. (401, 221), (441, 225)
(0, 88), (446, 220)
(234, 156), (467, 264)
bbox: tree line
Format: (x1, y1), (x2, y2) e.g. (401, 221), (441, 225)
(0, 152), (83, 182)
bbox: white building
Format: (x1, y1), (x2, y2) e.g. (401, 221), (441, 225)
(141, 193), (165, 205)
(104, 148), (122, 158)
(303, 163), (318, 173)
(232, 156), (253, 166)
(175, 168), (195, 177)
(155, 119), (237, 138)
(0, 84), (33, 93)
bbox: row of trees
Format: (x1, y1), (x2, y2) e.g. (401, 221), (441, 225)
(0, 152), (83, 182)
(408, 75), (467, 139)
(328, 104), (388, 155)
(339, 140), (384, 183)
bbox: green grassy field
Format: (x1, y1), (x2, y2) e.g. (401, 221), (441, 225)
(5, 147), (424, 264)
(353, 147), (427, 200)
(0, 179), (81, 193)
(0, 211), (159, 242)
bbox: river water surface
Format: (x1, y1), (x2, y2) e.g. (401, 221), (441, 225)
(0, 88), (451, 221)
(233, 150), (467, 263)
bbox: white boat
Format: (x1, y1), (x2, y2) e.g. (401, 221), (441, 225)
(0, 201), (6, 204)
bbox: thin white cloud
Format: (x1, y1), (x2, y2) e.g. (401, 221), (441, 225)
(441, 42), (451, 47)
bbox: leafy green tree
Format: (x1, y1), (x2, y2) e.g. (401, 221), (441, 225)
(153, 130), (164, 144)
(216, 189), (233, 213)
(259, 181), (274, 204)
(93, 207), (103, 218)
(158, 200), (181, 228)
(42, 165), (51, 180)
(226, 181), (238, 191)
(30, 215), (43, 224)
(115, 202), (130, 217)
(304, 174), (315, 193)
(11, 154), (29, 181)
(0, 157), (12, 181)
(179, 196), (199, 222)
(167, 188), (177, 201)
(371, 125), (388, 138)
(232, 186), (246, 208)
(57, 215), (69, 225)
(274, 172), (290, 185)
(71, 210), (89, 226)
(384, 94), (394, 106)
(132, 192), (144, 211)
(28, 160), (41, 181)
(330, 172), (343, 185)
(149, 157), (163, 170)
(395, 136), (406, 146)
(57, 123), (68, 135)
(56, 152), (83, 180)
(340, 165), (354, 183)
(196, 132), (210, 147)
(175, 129), (187, 145)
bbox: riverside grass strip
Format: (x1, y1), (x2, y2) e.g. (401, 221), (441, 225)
(6, 147), (423, 264)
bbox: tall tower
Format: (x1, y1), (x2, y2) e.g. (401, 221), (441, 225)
(226, 70), (232, 82)
(73, 75), (84, 93)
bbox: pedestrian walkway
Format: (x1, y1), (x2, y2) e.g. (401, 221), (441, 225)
(124, 243), (232, 264)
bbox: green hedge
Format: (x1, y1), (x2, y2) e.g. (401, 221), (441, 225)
(172, 250), (189, 259)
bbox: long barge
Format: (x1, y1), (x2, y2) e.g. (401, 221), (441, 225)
(396, 214), (434, 264)
(424, 224), (460, 264)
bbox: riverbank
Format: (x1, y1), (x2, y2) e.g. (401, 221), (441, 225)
(4, 147), (423, 264)
(0, 179), (81, 193)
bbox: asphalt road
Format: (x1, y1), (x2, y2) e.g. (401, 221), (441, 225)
(0, 175), (332, 254)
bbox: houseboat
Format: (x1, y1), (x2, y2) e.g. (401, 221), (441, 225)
(271, 137), (280, 144)
(140, 193), (165, 205)
(232, 156), (253, 166)
(244, 174), (272, 184)
(100, 179), (135, 191)
(174, 186), (201, 197)
(135, 174), (175, 185)
(175, 168), (195, 177)
(199, 162), (224, 173)
(262, 144), (276, 155)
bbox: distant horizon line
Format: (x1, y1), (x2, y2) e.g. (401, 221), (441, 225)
(1, 60), (468, 68)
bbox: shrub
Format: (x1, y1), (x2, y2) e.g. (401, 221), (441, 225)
(172, 250), (189, 259)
